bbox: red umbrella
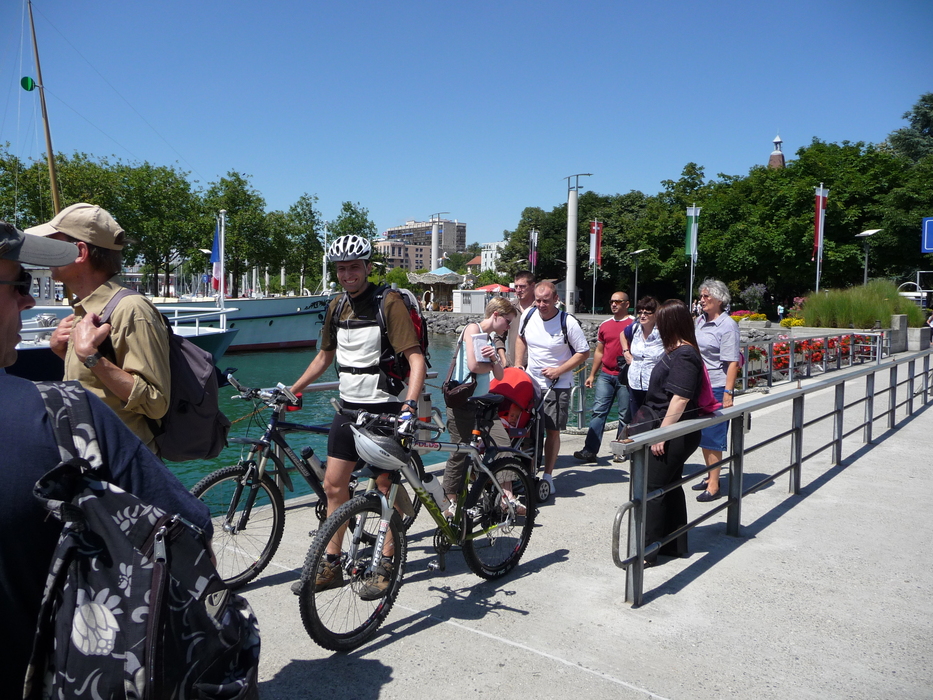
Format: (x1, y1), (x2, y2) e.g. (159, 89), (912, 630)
(475, 283), (511, 292)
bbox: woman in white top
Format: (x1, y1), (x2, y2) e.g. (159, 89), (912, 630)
(443, 298), (517, 505)
(621, 296), (665, 420)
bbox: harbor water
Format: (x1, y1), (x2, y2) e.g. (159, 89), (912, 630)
(169, 331), (621, 493)
(168, 333), (461, 491)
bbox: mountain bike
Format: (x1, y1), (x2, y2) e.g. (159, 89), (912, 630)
(191, 371), (426, 588)
(297, 393), (536, 651)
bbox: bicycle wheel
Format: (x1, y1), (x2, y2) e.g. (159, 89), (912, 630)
(462, 456), (536, 580)
(350, 451), (426, 534)
(298, 493), (406, 652)
(191, 464), (285, 589)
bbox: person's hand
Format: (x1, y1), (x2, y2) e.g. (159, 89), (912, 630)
(49, 314), (75, 359)
(722, 392), (734, 409)
(651, 441), (666, 457)
(71, 313), (112, 363)
(541, 366), (562, 381)
(479, 344), (496, 361)
(584, 376), (595, 388)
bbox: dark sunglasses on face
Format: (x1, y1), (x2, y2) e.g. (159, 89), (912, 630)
(637, 310), (654, 316)
(0, 268), (32, 296)
(610, 299), (628, 305)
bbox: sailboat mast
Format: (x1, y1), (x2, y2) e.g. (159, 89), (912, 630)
(27, 0), (61, 214)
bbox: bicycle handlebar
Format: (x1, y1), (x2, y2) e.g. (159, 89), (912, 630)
(226, 372), (301, 409)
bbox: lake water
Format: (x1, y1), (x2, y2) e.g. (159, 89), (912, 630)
(168, 333), (461, 491)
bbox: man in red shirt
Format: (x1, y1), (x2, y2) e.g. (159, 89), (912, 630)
(575, 291), (634, 462)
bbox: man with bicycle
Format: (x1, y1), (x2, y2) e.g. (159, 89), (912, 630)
(290, 234), (425, 599)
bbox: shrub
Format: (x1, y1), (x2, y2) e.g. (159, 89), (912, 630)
(801, 280), (926, 328)
(741, 283), (767, 313)
(781, 317), (805, 328)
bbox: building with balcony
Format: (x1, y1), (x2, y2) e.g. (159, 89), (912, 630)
(481, 241), (506, 272)
(382, 218), (467, 262)
(373, 239), (431, 272)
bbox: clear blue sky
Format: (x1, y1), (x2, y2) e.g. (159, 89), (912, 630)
(1, 0), (930, 246)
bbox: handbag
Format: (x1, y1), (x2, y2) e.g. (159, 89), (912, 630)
(628, 403), (662, 436)
(616, 355), (630, 387)
(697, 364), (723, 415)
(442, 330), (477, 409)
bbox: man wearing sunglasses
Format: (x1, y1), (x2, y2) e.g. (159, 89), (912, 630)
(575, 292), (634, 463)
(25, 204), (171, 452)
(0, 221), (212, 686)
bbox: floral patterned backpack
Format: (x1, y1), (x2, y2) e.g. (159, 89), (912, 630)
(23, 382), (260, 700)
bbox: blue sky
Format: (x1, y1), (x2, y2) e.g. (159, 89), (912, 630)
(1, 0), (930, 246)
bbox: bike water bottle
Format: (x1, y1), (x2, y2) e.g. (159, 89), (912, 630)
(300, 445), (326, 481)
(422, 473), (448, 510)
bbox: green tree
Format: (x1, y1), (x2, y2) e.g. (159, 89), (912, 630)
(286, 193), (324, 293)
(889, 92), (933, 163)
(330, 201), (377, 240)
(203, 171), (268, 298)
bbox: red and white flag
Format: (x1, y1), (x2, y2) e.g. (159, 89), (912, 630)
(812, 185), (829, 262)
(210, 221), (222, 291)
(590, 221), (603, 266)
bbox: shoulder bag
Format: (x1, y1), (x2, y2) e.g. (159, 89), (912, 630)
(442, 329), (477, 409)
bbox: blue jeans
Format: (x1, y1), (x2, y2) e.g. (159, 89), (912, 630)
(583, 370), (631, 454)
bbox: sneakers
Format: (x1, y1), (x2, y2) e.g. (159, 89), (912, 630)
(613, 453), (627, 463)
(358, 557), (394, 601)
(291, 557), (344, 595)
(573, 450), (598, 463)
(501, 497), (527, 517)
(542, 472), (555, 495)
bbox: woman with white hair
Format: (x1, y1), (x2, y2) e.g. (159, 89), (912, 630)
(693, 279), (740, 501)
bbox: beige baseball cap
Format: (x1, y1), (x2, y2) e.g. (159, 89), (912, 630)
(25, 203), (126, 251)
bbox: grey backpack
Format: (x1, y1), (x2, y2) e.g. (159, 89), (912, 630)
(100, 289), (230, 462)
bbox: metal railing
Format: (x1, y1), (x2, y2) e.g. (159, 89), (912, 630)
(610, 348), (932, 607)
(739, 330), (889, 392)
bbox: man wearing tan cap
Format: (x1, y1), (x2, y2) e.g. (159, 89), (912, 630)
(26, 203), (171, 452)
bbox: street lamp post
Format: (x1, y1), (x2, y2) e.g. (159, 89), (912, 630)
(855, 229), (881, 285)
(629, 249), (648, 308)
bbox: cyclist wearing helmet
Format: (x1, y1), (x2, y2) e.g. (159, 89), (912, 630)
(290, 234), (426, 598)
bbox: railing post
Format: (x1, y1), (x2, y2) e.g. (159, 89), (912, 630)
(864, 372), (875, 444)
(767, 339), (774, 388)
(726, 415), (745, 537)
(907, 359), (916, 416)
(888, 365), (897, 430)
(924, 354), (931, 405)
(625, 447), (648, 606)
(790, 396), (803, 494)
(833, 383), (845, 465)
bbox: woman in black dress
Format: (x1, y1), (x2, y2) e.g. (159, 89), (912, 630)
(641, 299), (704, 564)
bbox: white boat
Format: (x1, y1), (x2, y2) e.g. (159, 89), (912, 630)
(11, 305), (239, 382)
(156, 294), (333, 351)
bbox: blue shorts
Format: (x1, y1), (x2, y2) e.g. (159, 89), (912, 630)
(699, 386), (728, 452)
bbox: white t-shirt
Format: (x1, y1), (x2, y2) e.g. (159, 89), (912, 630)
(521, 309), (588, 391)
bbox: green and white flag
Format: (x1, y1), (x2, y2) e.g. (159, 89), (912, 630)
(685, 206), (701, 260)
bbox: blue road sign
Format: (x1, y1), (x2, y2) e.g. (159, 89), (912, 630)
(923, 217), (933, 253)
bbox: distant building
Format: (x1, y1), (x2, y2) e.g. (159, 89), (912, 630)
(481, 241), (506, 272)
(373, 239), (430, 272)
(382, 219), (467, 260)
(465, 255), (482, 274)
(768, 134), (785, 169)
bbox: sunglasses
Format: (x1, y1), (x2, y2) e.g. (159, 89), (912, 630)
(0, 268), (32, 296)
(637, 310), (654, 316)
(497, 313), (515, 327)
(610, 299), (628, 305)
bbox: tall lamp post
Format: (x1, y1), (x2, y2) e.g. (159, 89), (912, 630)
(855, 229), (881, 285)
(629, 248), (648, 309)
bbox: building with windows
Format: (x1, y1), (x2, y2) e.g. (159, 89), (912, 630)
(481, 241), (506, 272)
(373, 239), (431, 272)
(382, 218), (467, 262)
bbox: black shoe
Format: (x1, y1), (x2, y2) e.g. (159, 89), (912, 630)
(691, 479), (710, 491)
(358, 557), (394, 601)
(573, 450), (598, 462)
(696, 490), (723, 503)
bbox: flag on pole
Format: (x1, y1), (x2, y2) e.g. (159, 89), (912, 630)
(812, 185), (829, 262)
(685, 206), (701, 259)
(210, 220), (222, 291)
(589, 221), (603, 265)
(528, 228), (538, 267)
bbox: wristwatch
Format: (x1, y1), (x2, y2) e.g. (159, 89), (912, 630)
(83, 352), (102, 369)
(401, 399), (418, 411)
(723, 388), (734, 395)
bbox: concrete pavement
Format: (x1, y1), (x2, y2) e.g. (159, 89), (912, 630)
(239, 356), (933, 700)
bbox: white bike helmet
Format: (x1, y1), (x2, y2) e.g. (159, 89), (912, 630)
(327, 234), (372, 262)
(349, 423), (409, 471)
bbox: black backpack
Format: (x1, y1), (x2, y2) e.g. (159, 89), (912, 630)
(24, 381), (260, 700)
(330, 285), (430, 396)
(100, 289), (230, 462)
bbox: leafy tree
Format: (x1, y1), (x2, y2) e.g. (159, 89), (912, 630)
(286, 193), (324, 293)
(330, 201), (376, 240)
(888, 93), (933, 163)
(203, 171), (268, 298)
